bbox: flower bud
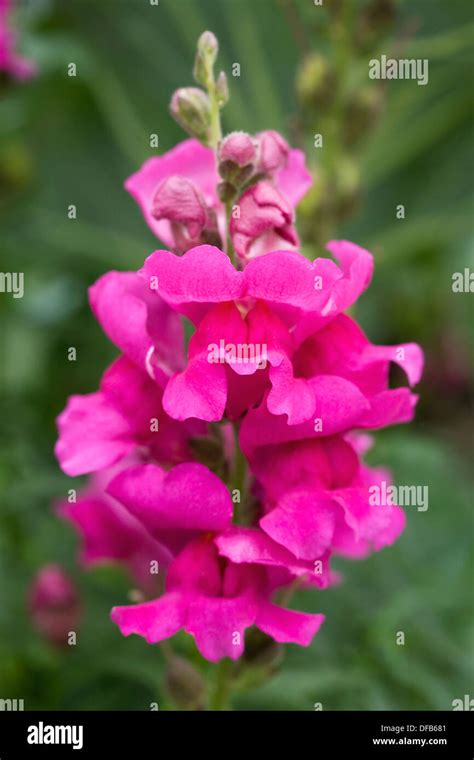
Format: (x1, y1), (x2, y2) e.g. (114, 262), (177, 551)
(215, 70), (229, 107)
(170, 87), (211, 144)
(152, 176), (208, 238)
(256, 130), (289, 174)
(28, 564), (81, 648)
(193, 31), (218, 88)
(219, 131), (256, 168)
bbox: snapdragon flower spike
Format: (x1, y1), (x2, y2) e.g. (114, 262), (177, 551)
(107, 463), (327, 661)
(124, 136), (311, 260)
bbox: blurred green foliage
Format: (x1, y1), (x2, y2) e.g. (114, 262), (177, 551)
(0, 0), (472, 710)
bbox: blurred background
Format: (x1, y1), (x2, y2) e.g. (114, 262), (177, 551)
(0, 0), (472, 710)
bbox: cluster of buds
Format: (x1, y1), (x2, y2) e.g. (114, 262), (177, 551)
(170, 31), (228, 149)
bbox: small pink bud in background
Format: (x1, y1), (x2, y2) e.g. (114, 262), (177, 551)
(28, 564), (81, 648)
(152, 176), (208, 241)
(257, 130), (289, 173)
(219, 131), (256, 168)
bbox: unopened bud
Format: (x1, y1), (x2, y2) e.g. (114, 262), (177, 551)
(219, 131), (256, 168)
(170, 87), (211, 144)
(152, 176), (208, 237)
(256, 130), (289, 174)
(193, 31), (218, 88)
(215, 70), (229, 107)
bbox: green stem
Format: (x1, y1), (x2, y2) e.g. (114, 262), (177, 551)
(208, 80), (222, 153)
(209, 658), (233, 710)
(225, 197), (237, 266)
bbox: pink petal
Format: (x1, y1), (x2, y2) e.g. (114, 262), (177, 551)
(275, 148), (313, 206)
(107, 462), (233, 535)
(89, 270), (184, 379)
(359, 388), (419, 429)
(111, 593), (184, 644)
(260, 490), (336, 560)
(186, 595), (257, 662)
(141, 245), (242, 324)
(216, 527), (331, 586)
(163, 355), (227, 422)
(361, 342), (424, 386)
(55, 391), (133, 477)
(256, 602), (325, 646)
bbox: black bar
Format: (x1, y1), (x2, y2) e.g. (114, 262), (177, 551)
(0, 710), (471, 756)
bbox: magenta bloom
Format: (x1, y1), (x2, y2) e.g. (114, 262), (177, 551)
(28, 565), (81, 647)
(0, 0), (36, 80)
(140, 241), (421, 428)
(112, 536), (325, 662)
(243, 434), (405, 561)
(124, 136), (311, 260)
(107, 458), (328, 658)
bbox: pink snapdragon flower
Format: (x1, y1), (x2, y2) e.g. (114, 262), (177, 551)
(0, 0), (36, 80)
(112, 536), (325, 662)
(241, 434), (405, 561)
(140, 241), (422, 427)
(108, 463), (327, 661)
(106, 460), (333, 587)
(124, 135), (311, 260)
